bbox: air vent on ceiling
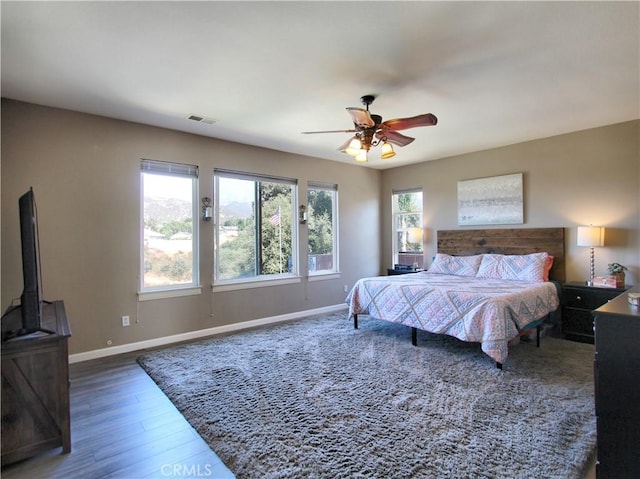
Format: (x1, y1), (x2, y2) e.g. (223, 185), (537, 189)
(186, 114), (216, 125)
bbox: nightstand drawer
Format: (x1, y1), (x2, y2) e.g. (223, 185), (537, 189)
(562, 309), (594, 336)
(561, 283), (630, 344)
(563, 288), (618, 310)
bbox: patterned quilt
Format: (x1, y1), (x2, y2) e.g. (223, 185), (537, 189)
(345, 272), (560, 364)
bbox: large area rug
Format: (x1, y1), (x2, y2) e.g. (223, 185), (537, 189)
(137, 312), (596, 479)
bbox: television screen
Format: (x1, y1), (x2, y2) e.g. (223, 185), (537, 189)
(19, 187), (43, 333)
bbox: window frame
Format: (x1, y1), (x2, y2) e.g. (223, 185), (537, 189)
(392, 188), (424, 268)
(213, 169), (299, 289)
(139, 159), (200, 300)
(307, 182), (339, 277)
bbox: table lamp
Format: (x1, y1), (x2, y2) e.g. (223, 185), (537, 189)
(577, 225), (604, 286)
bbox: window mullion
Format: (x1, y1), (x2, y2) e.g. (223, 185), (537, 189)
(255, 182), (262, 276)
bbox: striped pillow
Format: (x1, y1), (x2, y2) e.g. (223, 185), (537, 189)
(476, 253), (549, 282)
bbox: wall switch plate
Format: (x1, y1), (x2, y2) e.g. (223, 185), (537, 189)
(122, 315), (130, 327)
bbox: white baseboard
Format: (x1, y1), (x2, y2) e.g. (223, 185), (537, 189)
(69, 304), (348, 364)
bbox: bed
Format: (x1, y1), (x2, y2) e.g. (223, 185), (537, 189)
(346, 228), (565, 367)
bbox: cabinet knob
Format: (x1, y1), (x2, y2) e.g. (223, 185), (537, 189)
(576, 295), (582, 301)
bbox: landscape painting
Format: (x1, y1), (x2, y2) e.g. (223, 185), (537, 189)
(457, 173), (523, 226)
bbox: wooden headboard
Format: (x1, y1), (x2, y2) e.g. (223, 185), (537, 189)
(437, 227), (565, 283)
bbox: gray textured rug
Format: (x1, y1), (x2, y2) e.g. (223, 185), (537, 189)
(137, 312), (596, 479)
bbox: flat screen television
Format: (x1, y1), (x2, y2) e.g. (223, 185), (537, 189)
(19, 187), (43, 332)
(1, 188), (53, 340)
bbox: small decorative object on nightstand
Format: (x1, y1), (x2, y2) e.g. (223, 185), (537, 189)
(607, 262), (627, 288)
(561, 282), (630, 343)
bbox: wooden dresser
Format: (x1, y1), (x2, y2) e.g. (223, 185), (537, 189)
(593, 286), (640, 479)
(1, 300), (72, 466)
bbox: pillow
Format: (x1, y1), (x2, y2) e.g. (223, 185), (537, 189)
(427, 253), (484, 277)
(543, 255), (554, 282)
(476, 252), (549, 282)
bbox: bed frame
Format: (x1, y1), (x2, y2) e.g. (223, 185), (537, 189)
(352, 227), (565, 368)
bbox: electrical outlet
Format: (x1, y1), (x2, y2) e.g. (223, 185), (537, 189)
(121, 315), (130, 327)
(343, 284), (349, 293)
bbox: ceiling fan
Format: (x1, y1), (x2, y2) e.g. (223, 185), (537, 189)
(302, 95), (437, 162)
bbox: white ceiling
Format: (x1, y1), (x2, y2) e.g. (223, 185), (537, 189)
(2, 1), (638, 169)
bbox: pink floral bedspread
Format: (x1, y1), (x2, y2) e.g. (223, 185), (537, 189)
(345, 272), (560, 364)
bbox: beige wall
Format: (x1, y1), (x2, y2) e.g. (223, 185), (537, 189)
(381, 120), (640, 285)
(3, 100), (638, 356)
(1, 100), (382, 354)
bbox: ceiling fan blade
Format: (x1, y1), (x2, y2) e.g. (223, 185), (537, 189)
(381, 113), (438, 131)
(376, 129), (415, 147)
(346, 107), (376, 128)
(302, 129), (358, 134)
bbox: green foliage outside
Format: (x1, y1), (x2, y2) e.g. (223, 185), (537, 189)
(143, 248), (192, 286)
(396, 192), (423, 253)
(308, 190), (333, 255)
(218, 182), (293, 279)
(218, 183), (336, 280)
(144, 218), (194, 286)
(398, 192), (418, 213)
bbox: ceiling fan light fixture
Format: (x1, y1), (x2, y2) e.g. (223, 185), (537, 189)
(344, 138), (362, 156)
(354, 150), (368, 162)
(302, 95), (437, 164)
(380, 141), (396, 159)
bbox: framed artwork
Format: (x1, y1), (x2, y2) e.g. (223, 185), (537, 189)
(457, 173), (523, 226)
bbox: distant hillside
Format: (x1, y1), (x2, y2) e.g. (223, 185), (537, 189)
(144, 197), (191, 223)
(222, 201), (252, 218)
(144, 197), (252, 223)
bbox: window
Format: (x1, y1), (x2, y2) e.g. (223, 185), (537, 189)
(140, 159), (199, 294)
(214, 169), (297, 284)
(307, 182), (338, 275)
(392, 189), (424, 268)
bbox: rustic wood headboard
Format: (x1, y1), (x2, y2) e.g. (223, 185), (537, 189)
(437, 227), (565, 283)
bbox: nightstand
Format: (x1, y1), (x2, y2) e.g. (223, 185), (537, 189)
(387, 268), (421, 276)
(561, 282), (630, 344)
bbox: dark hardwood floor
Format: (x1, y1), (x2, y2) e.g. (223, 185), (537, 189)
(1, 352), (235, 479)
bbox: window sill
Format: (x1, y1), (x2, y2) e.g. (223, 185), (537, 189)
(138, 286), (202, 302)
(308, 272), (341, 282)
(212, 276), (302, 293)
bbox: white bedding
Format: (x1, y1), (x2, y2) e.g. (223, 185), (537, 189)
(345, 272), (560, 364)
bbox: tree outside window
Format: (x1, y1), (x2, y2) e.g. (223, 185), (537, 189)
(141, 160), (198, 291)
(392, 190), (424, 267)
(307, 183), (338, 274)
(215, 171), (296, 282)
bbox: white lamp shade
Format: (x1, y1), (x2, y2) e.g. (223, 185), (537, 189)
(380, 142), (396, 159)
(577, 226), (604, 247)
(407, 227), (423, 244)
(345, 138), (362, 157)
(354, 150), (368, 162)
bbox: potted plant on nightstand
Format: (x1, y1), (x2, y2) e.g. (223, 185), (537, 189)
(608, 263), (627, 288)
